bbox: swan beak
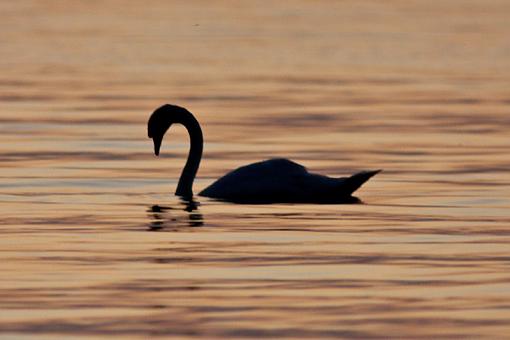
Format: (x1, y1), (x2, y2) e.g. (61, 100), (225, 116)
(152, 136), (162, 156)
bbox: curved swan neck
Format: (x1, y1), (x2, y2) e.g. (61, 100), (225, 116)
(175, 112), (203, 198)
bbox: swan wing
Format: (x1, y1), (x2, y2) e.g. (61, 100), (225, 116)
(200, 158), (381, 203)
(199, 158), (309, 202)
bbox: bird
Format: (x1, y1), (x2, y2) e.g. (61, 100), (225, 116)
(148, 104), (380, 204)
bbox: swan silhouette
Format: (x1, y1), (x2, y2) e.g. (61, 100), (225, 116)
(148, 104), (380, 204)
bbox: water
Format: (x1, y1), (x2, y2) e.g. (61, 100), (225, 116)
(1, 1), (510, 338)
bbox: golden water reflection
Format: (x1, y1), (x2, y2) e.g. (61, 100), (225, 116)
(1, 0), (510, 338)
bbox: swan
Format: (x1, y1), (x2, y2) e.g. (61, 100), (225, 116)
(148, 104), (380, 204)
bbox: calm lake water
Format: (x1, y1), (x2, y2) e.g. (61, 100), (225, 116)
(1, 1), (510, 338)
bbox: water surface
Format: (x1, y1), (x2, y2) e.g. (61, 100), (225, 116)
(1, 1), (510, 338)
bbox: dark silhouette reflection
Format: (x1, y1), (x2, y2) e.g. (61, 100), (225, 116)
(213, 195), (363, 204)
(147, 104), (380, 204)
(147, 198), (204, 231)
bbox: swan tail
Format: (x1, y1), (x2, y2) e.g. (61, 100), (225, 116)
(342, 169), (381, 195)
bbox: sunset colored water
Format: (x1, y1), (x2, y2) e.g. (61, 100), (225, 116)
(1, 1), (510, 338)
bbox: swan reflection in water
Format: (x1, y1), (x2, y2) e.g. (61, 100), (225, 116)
(147, 198), (204, 231)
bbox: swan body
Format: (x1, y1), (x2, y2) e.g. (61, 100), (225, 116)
(200, 158), (379, 203)
(148, 104), (380, 203)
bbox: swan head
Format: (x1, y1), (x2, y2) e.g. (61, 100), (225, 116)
(148, 104), (190, 156)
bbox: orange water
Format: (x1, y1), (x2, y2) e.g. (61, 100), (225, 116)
(1, 1), (510, 338)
